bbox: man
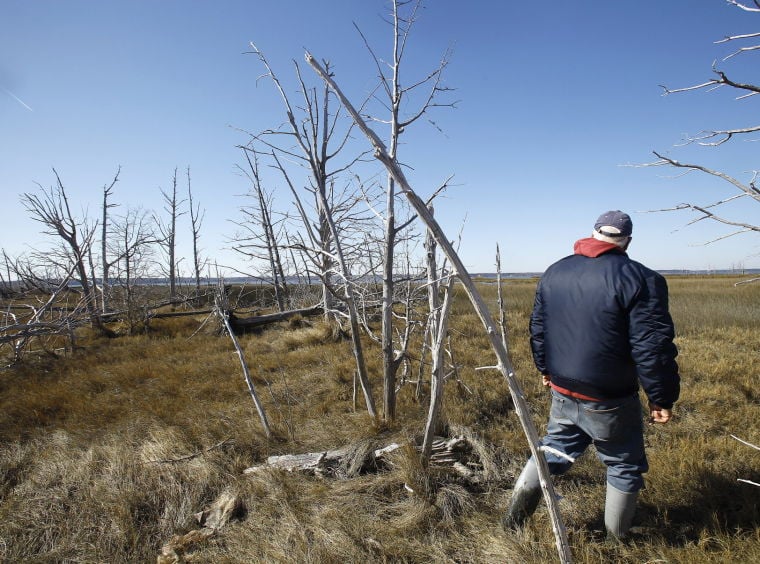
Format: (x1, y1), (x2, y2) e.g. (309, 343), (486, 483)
(503, 210), (680, 540)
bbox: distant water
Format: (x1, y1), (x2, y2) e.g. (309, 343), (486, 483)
(46, 268), (760, 289)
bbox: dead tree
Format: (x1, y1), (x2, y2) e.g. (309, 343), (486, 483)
(307, 54), (573, 564)
(2, 254), (60, 296)
(21, 169), (107, 333)
(242, 45), (378, 419)
(284, 171), (379, 420)
(231, 150), (289, 312)
(99, 167), (121, 313)
(110, 207), (158, 332)
(636, 1), (759, 262)
(356, 0), (456, 422)
(156, 168), (186, 305)
(186, 166), (207, 297)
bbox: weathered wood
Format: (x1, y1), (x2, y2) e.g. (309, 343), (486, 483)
(157, 491), (243, 564)
(230, 304), (323, 331)
(243, 436), (482, 482)
(421, 275), (455, 462)
(215, 292), (273, 439)
(148, 309), (214, 319)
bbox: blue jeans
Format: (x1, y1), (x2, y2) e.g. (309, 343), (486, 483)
(538, 389), (648, 493)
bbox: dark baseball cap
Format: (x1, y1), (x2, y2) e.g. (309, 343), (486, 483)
(594, 210), (632, 238)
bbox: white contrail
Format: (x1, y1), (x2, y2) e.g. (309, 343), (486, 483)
(2, 86), (34, 112)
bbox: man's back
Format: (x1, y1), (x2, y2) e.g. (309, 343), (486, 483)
(530, 239), (679, 408)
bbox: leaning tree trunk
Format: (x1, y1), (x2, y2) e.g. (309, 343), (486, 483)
(214, 286), (272, 439)
(307, 53), (572, 564)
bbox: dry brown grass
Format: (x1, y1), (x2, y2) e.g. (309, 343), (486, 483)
(0, 276), (758, 563)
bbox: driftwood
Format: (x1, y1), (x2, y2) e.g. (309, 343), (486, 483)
(157, 491), (243, 564)
(243, 436), (482, 482)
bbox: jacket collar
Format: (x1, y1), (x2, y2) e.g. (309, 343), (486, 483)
(573, 237), (627, 258)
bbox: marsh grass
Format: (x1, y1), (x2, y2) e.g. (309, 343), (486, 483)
(0, 276), (758, 562)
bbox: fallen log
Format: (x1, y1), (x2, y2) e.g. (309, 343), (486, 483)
(229, 303), (323, 332)
(102, 303), (324, 331)
(148, 309), (214, 319)
(243, 436), (482, 482)
(243, 443), (389, 477)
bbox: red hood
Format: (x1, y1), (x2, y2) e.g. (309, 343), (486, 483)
(573, 237), (626, 258)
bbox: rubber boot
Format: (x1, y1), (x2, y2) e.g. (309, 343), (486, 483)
(502, 458), (542, 530)
(604, 483), (638, 541)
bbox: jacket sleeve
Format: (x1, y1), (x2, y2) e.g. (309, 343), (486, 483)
(628, 271), (680, 409)
(529, 280), (548, 375)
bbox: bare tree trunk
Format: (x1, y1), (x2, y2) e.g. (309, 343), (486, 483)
(307, 56), (572, 563)
(100, 168), (120, 313)
(380, 174), (397, 420)
(169, 171), (178, 303)
(186, 166), (206, 298)
(158, 168), (185, 306)
(421, 274), (454, 461)
(359, 0), (453, 423)
(380, 36), (401, 420)
(215, 285), (272, 438)
(87, 245), (99, 315)
(318, 208), (336, 319)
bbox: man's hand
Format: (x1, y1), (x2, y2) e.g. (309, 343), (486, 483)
(649, 403), (673, 424)
(542, 374), (551, 388)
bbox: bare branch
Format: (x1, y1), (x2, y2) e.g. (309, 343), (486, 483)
(679, 124), (760, 146)
(652, 151), (760, 203)
(726, 0), (760, 13)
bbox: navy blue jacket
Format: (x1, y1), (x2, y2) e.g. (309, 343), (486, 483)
(530, 238), (680, 408)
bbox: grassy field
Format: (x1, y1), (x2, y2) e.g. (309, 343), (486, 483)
(0, 276), (758, 563)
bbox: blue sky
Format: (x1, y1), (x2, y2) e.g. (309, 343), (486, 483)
(1, 0), (758, 275)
